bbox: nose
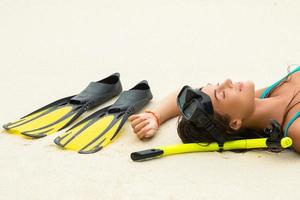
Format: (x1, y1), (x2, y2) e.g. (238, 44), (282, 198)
(218, 79), (233, 90)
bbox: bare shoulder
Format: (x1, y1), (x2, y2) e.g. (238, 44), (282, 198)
(290, 69), (300, 82)
(286, 118), (300, 154)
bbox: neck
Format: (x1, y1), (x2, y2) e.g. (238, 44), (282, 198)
(243, 96), (288, 130)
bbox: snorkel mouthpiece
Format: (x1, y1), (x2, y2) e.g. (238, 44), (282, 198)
(177, 85), (225, 147)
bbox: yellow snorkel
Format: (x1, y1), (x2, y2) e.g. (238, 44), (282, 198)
(131, 137), (292, 161)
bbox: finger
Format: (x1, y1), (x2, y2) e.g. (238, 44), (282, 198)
(137, 133), (144, 139)
(135, 120), (150, 133)
(136, 127), (151, 140)
(131, 117), (147, 128)
(144, 130), (155, 138)
(136, 130), (144, 139)
(129, 115), (139, 122)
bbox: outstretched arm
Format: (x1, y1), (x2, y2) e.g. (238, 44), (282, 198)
(129, 89), (181, 139)
(151, 89), (181, 124)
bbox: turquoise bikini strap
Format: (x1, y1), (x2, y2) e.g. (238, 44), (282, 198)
(260, 66), (300, 99)
(284, 112), (300, 137)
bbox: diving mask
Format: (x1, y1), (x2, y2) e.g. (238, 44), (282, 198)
(177, 85), (226, 146)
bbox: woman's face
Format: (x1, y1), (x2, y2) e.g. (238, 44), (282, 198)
(201, 79), (255, 122)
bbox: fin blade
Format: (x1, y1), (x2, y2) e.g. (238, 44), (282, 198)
(3, 107), (53, 130)
(21, 113), (77, 138)
(58, 114), (116, 151)
(54, 120), (92, 146)
(5, 105), (76, 138)
(58, 114), (127, 153)
(79, 117), (123, 153)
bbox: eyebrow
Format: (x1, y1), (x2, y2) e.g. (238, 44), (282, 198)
(214, 89), (219, 101)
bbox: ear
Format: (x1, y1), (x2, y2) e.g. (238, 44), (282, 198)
(229, 119), (242, 130)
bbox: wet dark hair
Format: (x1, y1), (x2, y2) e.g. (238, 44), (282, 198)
(177, 66), (300, 152)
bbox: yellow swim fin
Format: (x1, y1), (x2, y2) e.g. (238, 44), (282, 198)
(54, 80), (153, 154)
(3, 73), (122, 138)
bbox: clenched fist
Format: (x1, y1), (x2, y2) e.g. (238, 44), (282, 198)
(129, 112), (159, 140)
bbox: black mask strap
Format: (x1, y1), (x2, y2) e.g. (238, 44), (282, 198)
(206, 123), (226, 151)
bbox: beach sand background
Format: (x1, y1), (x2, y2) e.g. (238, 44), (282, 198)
(1, 1), (300, 199)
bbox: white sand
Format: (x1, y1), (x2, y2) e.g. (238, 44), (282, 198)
(1, 1), (300, 199)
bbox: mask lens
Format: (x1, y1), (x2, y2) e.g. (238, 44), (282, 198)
(182, 99), (198, 120)
(177, 87), (188, 110)
(177, 85), (214, 125)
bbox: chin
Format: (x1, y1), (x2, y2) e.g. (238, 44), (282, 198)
(245, 80), (255, 89)
(244, 81), (255, 97)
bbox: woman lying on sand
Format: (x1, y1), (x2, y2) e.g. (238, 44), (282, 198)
(129, 66), (300, 153)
